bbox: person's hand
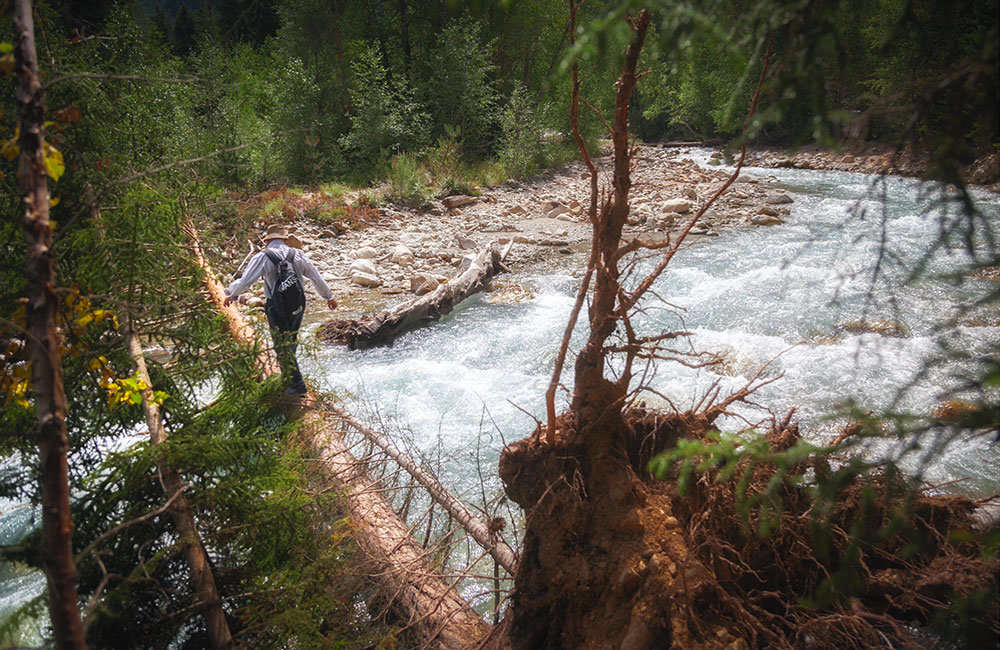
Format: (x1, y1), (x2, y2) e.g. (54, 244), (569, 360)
(327, 298), (338, 310)
(223, 295), (234, 307)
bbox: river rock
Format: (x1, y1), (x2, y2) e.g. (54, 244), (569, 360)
(542, 201), (572, 219)
(354, 246), (378, 259)
(390, 244), (414, 265)
(506, 204), (527, 216)
(681, 186), (698, 200)
(410, 273), (440, 295)
(648, 214), (675, 230)
(662, 198), (691, 213)
(350, 258), (377, 275)
(766, 192), (794, 205)
(757, 205), (781, 216)
(750, 214), (786, 226)
(456, 235), (478, 250)
(245, 296), (263, 308)
(351, 271), (381, 287)
(443, 195), (477, 209)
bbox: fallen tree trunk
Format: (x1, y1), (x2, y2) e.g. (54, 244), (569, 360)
(326, 402), (518, 574)
(317, 242), (512, 350)
(187, 224), (491, 648)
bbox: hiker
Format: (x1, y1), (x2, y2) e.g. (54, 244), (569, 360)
(223, 224), (337, 394)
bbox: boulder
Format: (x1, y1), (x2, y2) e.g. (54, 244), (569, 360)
(662, 198), (691, 214)
(351, 271), (381, 287)
(459, 254), (478, 272)
(750, 215), (786, 226)
(456, 235), (478, 250)
(442, 195), (477, 209)
(765, 192), (794, 205)
(354, 246), (378, 259)
(648, 214), (675, 230)
(543, 202), (572, 219)
(410, 273), (440, 295)
(757, 205), (781, 217)
(350, 258), (378, 275)
(391, 244), (414, 265)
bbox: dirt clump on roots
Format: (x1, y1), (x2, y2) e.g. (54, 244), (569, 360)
(498, 408), (999, 649)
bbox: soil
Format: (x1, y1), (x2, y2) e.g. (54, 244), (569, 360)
(497, 408), (999, 649)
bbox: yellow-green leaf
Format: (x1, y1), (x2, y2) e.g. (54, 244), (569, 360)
(44, 142), (64, 181)
(0, 43), (13, 54)
(0, 138), (18, 161)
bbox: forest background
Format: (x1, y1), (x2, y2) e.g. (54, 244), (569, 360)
(1, 0), (997, 647)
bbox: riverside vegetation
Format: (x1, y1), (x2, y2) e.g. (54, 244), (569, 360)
(1, 0), (998, 648)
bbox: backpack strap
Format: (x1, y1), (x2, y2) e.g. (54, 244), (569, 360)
(263, 248), (282, 266)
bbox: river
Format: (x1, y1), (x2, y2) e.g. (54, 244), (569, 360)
(303, 152), (1000, 502)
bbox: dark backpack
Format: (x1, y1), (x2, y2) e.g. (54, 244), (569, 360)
(264, 248), (306, 318)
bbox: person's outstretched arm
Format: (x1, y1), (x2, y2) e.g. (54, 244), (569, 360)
(223, 251), (266, 305)
(300, 255), (338, 310)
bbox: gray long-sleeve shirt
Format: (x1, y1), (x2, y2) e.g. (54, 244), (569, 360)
(225, 240), (333, 301)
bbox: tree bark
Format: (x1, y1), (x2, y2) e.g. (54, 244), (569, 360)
(317, 243), (511, 350)
(13, 0), (88, 646)
(326, 402), (518, 574)
(570, 10), (651, 450)
(187, 224), (492, 648)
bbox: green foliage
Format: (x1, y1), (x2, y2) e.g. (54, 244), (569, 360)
(340, 42), (429, 168)
(649, 428), (832, 537)
(418, 16), (499, 157)
(385, 153), (432, 208)
(497, 83), (545, 178)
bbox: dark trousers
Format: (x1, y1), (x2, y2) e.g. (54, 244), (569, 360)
(265, 300), (305, 390)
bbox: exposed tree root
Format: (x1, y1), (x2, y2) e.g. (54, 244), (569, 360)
(499, 408), (999, 649)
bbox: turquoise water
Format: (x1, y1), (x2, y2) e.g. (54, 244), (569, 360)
(304, 155), (1000, 498)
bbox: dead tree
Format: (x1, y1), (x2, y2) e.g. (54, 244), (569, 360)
(318, 242), (513, 349)
(500, 7), (775, 648)
(13, 0), (88, 646)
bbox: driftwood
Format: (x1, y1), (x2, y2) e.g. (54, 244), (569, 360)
(318, 242), (512, 350)
(188, 225), (491, 648)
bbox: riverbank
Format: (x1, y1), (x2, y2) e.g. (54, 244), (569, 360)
(224, 145), (809, 324)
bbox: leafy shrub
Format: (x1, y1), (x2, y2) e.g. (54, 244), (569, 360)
(385, 153), (431, 207)
(498, 83), (544, 178)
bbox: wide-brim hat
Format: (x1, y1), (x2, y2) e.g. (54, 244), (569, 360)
(262, 224), (289, 241)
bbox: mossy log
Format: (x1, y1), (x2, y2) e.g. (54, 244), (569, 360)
(318, 242), (512, 350)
